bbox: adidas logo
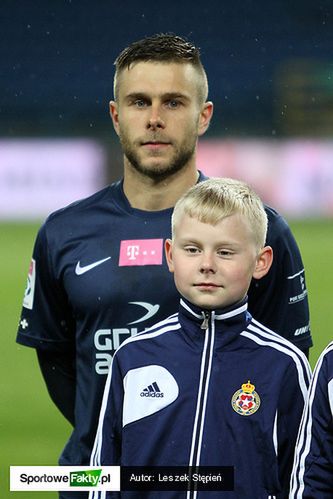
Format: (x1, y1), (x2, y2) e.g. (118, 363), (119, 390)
(140, 381), (164, 398)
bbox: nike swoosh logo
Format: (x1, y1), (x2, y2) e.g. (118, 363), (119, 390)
(75, 257), (111, 275)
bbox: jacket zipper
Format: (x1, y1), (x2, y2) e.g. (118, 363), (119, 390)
(188, 311), (215, 499)
(200, 311), (210, 329)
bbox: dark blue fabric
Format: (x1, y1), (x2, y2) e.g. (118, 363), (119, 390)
(16, 174), (312, 482)
(92, 298), (310, 498)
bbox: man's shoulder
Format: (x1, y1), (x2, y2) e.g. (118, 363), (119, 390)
(263, 204), (287, 231)
(47, 184), (115, 222)
(263, 204), (298, 251)
(40, 182), (125, 237)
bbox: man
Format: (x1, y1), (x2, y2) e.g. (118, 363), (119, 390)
(16, 33), (312, 498)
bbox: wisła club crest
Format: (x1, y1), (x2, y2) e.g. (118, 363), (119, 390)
(231, 380), (260, 416)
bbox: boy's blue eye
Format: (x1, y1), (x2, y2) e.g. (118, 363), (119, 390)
(218, 250), (233, 257)
(185, 247), (199, 253)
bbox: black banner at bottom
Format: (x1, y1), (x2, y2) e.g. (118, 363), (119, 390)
(121, 466), (234, 491)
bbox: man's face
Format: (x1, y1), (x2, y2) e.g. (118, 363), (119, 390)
(111, 62), (211, 180)
(165, 213), (260, 310)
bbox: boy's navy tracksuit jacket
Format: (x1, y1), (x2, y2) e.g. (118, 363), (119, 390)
(90, 297), (311, 499)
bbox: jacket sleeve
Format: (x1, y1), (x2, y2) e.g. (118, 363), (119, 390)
(248, 207), (312, 355)
(89, 353), (123, 499)
(289, 344), (333, 498)
(276, 355), (311, 498)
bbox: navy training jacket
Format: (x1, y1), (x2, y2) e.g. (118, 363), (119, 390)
(290, 341), (333, 498)
(90, 298), (311, 499)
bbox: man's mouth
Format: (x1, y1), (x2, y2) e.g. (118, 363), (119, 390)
(141, 140), (171, 148)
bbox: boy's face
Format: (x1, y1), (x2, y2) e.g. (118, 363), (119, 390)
(165, 213), (271, 310)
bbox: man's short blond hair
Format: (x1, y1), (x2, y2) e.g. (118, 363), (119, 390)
(171, 178), (268, 250)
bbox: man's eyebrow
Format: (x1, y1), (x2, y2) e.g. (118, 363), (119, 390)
(124, 92), (149, 101)
(162, 92), (190, 101)
(124, 92), (190, 101)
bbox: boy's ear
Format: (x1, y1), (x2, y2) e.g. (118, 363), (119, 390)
(252, 246), (273, 280)
(165, 239), (174, 273)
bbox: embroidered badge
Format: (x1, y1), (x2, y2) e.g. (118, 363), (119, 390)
(23, 258), (36, 310)
(231, 380), (260, 416)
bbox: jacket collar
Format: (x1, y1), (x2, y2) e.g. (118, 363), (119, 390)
(178, 296), (251, 339)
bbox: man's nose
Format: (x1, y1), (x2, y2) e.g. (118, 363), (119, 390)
(147, 104), (165, 129)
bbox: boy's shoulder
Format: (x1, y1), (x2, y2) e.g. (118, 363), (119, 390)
(243, 317), (310, 367)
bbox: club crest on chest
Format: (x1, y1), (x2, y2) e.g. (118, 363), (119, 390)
(231, 380), (261, 416)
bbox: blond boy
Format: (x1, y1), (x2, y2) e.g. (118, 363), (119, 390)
(90, 178), (310, 499)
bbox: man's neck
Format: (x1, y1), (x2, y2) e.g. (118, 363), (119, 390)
(123, 163), (200, 211)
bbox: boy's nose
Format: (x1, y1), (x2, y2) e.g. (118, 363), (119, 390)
(199, 254), (216, 273)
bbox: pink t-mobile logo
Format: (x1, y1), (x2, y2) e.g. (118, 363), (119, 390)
(119, 239), (164, 266)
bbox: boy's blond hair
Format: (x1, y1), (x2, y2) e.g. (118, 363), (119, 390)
(171, 178), (268, 250)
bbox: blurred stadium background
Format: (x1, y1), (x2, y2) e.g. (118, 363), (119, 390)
(1, 0), (333, 497)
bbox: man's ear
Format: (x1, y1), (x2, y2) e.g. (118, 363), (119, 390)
(165, 239), (174, 273)
(109, 100), (120, 136)
(198, 101), (214, 136)
(252, 246), (273, 280)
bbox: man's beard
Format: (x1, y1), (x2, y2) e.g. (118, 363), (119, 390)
(119, 132), (197, 182)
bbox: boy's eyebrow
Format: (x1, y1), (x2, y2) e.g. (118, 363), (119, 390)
(177, 236), (241, 247)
